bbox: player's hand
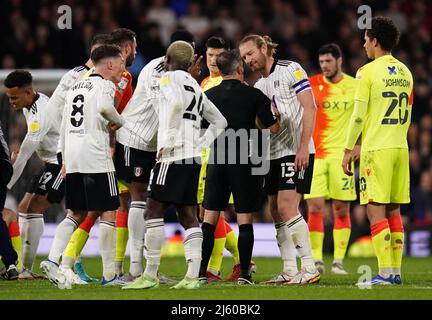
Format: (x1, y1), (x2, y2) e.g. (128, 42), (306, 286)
(109, 145), (115, 157)
(11, 150), (19, 164)
(188, 54), (203, 79)
(295, 144), (309, 171)
(109, 122), (122, 131)
(342, 149), (354, 176)
(61, 164), (66, 179)
(199, 207), (205, 221)
(271, 105), (281, 120)
(352, 144), (361, 161)
(156, 147), (174, 161)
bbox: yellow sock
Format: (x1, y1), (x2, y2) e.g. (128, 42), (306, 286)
(333, 229), (351, 260)
(371, 219), (393, 274)
(391, 232), (404, 270)
(309, 232), (324, 261)
(115, 227), (128, 262)
(208, 215), (227, 272)
(333, 215), (351, 261)
(8, 220), (22, 270)
(208, 238), (226, 272)
(308, 212), (324, 261)
(63, 228), (89, 261)
(388, 215), (404, 274)
(11, 236), (22, 270)
(225, 227), (240, 264)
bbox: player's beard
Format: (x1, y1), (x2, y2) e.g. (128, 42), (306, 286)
(250, 53), (266, 72)
(326, 67), (339, 81)
(126, 53), (134, 67)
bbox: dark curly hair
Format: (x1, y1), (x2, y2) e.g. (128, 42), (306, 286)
(366, 16), (400, 52)
(4, 70), (32, 88)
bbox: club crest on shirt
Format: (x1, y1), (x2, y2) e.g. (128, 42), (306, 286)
(29, 121), (39, 132)
(294, 70), (303, 80)
(134, 167), (143, 177)
(118, 76), (128, 89)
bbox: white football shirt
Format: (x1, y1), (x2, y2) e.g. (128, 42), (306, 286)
(61, 74), (124, 174)
(116, 56), (164, 151)
(22, 93), (58, 164)
(157, 70), (226, 162)
(45, 65), (91, 132)
(254, 60), (315, 160)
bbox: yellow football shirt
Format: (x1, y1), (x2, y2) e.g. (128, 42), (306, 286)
(309, 73), (356, 159)
(200, 74), (223, 91)
(346, 55), (413, 151)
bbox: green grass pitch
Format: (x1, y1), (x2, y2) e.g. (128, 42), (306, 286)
(1, 256), (432, 300)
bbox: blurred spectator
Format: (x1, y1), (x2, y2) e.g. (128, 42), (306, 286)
(179, 1), (211, 45)
(410, 171), (432, 226)
(146, 0), (177, 46)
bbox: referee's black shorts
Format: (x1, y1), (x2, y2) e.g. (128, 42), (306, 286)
(203, 163), (264, 213)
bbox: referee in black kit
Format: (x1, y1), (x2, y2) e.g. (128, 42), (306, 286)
(0, 122), (19, 280)
(199, 50), (280, 285)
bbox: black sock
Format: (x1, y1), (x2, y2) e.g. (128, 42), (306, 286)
(238, 224), (254, 278)
(199, 222), (216, 277)
(0, 214), (18, 268)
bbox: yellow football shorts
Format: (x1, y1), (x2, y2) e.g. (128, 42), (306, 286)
(117, 179), (129, 194)
(359, 148), (409, 205)
(304, 157), (356, 201)
(197, 148), (234, 205)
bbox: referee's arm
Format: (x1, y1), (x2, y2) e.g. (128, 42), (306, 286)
(255, 92), (280, 134)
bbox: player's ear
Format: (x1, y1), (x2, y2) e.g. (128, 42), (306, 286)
(260, 42), (267, 55)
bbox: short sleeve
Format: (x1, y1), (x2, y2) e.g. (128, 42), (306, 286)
(354, 66), (371, 103)
(287, 62), (311, 95)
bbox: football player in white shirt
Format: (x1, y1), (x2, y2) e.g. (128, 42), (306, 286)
(4, 70), (64, 280)
(39, 34), (109, 283)
(239, 35), (320, 284)
(114, 30), (201, 282)
(123, 41), (227, 290)
(45, 34), (110, 133)
(52, 44), (126, 289)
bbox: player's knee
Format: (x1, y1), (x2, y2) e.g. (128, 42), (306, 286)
(178, 214), (198, 229)
(1, 208), (16, 225)
(333, 202), (349, 217)
(26, 197), (46, 213)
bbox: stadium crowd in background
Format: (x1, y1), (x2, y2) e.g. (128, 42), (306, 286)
(0, 0), (431, 237)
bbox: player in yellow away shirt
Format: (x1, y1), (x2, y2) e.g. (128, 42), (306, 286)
(305, 44), (359, 275)
(342, 17), (413, 286)
(199, 36), (256, 281)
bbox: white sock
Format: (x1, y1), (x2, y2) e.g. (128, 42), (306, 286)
(99, 221), (116, 281)
(275, 222), (298, 275)
(287, 214), (314, 268)
(48, 216), (78, 264)
(128, 201), (147, 277)
(184, 227), (203, 279)
(143, 218), (164, 279)
(21, 213), (44, 271)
